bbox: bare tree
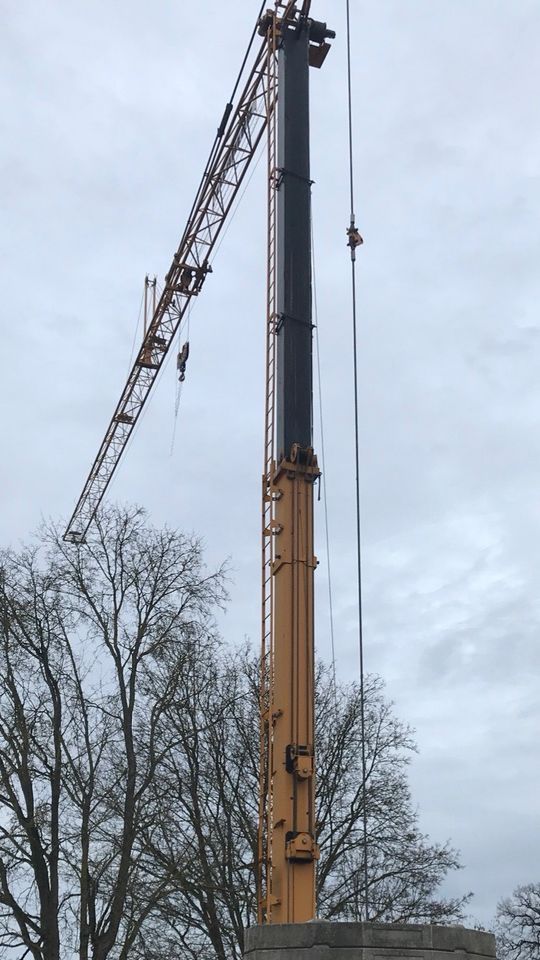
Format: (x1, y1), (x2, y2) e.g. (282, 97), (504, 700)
(0, 505), (225, 960)
(0, 506), (470, 960)
(135, 650), (470, 960)
(496, 883), (540, 960)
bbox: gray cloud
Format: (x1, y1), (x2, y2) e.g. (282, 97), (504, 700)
(1, 0), (539, 928)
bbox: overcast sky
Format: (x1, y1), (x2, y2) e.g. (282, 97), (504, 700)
(1, 0), (539, 930)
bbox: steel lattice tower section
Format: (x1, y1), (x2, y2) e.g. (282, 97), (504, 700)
(259, 8), (334, 925)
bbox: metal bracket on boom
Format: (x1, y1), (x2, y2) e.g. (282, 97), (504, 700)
(258, 10), (334, 69)
(286, 743), (314, 779)
(285, 832), (320, 863)
(275, 311), (314, 332)
(275, 168), (314, 191)
(287, 443), (319, 474)
(166, 261), (211, 296)
(306, 18), (335, 68)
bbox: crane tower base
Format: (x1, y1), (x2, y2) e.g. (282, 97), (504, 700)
(244, 921), (496, 960)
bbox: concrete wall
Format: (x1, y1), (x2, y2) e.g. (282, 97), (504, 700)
(244, 921), (497, 960)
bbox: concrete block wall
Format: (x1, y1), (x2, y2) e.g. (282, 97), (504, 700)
(244, 921), (497, 960)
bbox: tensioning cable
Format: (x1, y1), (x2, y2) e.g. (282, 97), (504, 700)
(312, 218), (338, 710)
(345, 0), (370, 921)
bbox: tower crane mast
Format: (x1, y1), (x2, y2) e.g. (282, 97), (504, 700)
(64, 0), (335, 928)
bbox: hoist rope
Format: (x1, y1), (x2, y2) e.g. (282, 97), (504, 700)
(312, 218), (338, 710)
(345, 0), (370, 921)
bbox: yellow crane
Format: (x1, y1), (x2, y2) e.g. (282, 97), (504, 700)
(64, 0), (334, 925)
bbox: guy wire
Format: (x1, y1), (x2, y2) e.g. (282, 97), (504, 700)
(345, 0), (370, 920)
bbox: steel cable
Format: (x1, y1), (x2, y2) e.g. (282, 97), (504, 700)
(345, 0), (370, 921)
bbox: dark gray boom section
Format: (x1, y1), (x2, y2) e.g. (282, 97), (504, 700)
(64, 37), (273, 543)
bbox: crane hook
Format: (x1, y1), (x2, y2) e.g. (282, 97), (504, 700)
(177, 341), (190, 382)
